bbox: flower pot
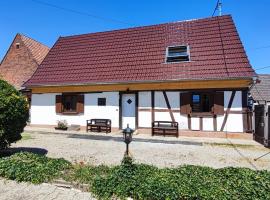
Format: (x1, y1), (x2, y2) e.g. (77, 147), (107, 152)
(55, 127), (68, 131)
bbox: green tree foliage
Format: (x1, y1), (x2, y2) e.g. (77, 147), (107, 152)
(0, 80), (29, 149)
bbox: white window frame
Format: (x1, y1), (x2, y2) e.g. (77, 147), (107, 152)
(165, 45), (191, 63)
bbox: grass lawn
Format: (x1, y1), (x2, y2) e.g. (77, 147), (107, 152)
(0, 152), (269, 200)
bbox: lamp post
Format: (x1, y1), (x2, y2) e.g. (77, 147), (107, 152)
(122, 124), (134, 156)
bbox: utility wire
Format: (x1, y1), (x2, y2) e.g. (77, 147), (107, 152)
(254, 66), (270, 71)
(247, 45), (270, 51)
(212, 0), (220, 17)
(30, 0), (134, 26)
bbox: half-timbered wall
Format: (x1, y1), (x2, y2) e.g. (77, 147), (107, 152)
(137, 90), (245, 132)
(30, 90), (246, 132)
(30, 92), (119, 127)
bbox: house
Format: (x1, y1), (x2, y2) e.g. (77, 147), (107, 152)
(24, 15), (256, 135)
(250, 74), (270, 146)
(0, 33), (49, 92)
(250, 74), (270, 105)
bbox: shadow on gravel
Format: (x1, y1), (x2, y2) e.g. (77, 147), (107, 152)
(67, 134), (202, 146)
(0, 147), (48, 158)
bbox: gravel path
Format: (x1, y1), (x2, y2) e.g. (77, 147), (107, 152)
(0, 179), (95, 200)
(10, 130), (270, 170)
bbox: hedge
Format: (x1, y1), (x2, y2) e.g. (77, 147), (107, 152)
(0, 153), (269, 199)
(0, 80), (29, 149)
(92, 156), (270, 200)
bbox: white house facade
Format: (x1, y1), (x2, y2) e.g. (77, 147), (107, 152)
(25, 15), (256, 136)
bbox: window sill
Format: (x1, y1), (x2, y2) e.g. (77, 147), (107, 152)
(190, 112), (213, 117)
(61, 112), (79, 115)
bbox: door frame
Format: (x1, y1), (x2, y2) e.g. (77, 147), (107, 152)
(119, 91), (138, 129)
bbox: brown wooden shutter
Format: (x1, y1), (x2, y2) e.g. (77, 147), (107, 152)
(56, 95), (62, 114)
(180, 92), (191, 115)
(213, 92), (224, 115)
(77, 95), (84, 113)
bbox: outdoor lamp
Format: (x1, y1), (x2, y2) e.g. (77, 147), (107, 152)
(122, 124), (134, 155)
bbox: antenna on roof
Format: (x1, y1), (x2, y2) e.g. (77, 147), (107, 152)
(212, 0), (222, 17)
(218, 0), (222, 16)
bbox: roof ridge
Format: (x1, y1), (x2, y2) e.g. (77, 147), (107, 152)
(19, 33), (50, 49)
(60, 15), (232, 39)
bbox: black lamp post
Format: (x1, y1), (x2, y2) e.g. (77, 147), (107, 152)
(122, 124), (134, 156)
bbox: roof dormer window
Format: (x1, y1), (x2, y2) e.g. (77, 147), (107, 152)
(15, 43), (20, 49)
(166, 45), (190, 63)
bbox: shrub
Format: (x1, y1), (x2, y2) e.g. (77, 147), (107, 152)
(92, 157), (270, 200)
(0, 152), (71, 184)
(0, 80), (29, 149)
(56, 120), (68, 129)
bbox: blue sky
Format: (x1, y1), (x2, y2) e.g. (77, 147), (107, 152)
(1, 0), (270, 73)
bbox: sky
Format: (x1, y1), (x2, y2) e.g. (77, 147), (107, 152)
(1, 0), (270, 74)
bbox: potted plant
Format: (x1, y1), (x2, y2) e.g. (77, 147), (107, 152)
(55, 120), (68, 130)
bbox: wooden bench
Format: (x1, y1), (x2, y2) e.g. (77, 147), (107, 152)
(152, 121), (179, 137)
(86, 119), (111, 133)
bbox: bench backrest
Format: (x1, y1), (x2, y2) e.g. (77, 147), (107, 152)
(91, 119), (111, 125)
(152, 121), (178, 127)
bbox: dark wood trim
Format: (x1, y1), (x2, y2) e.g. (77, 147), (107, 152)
(188, 115), (191, 130)
(220, 91), (236, 131)
(199, 117), (203, 130)
(162, 91), (175, 122)
(119, 92), (122, 129)
(213, 115), (217, 131)
(151, 91), (155, 123)
(242, 90), (249, 132)
(135, 92), (138, 129)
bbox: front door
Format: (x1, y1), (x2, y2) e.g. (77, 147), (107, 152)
(122, 93), (136, 129)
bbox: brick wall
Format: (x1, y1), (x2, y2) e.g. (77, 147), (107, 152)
(0, 34), (39, 89)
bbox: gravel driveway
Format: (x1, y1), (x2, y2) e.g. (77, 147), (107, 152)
(9, 129), (270, 170)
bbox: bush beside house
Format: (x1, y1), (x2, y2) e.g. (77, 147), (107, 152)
(0, 80), (29, 149)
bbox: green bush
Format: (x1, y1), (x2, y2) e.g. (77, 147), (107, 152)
(92, 156), (270, 200)
(0, 152), (71, 184)
(65, 164), (112, 186)
(0, 80), (29, 149)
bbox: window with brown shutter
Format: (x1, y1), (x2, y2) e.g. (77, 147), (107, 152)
(77, 95), (84, 113)
(191, 93), (213, 113)
(55, 94), (84, 114)
(180, 92), (191, 115)
(213, 92), (224, 115)
(56, 95), (62, 114)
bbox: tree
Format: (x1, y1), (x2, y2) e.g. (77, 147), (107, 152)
(0, 80), (29, 149)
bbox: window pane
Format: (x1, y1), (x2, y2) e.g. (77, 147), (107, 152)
(166, 46), (189, 63)
(192, 94), (200, 112)
(63, 95), (77, 112)
(202, 94), (210, 112)
(98, 98), (106, 106)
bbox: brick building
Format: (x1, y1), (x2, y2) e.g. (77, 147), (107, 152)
(0, 33), (49, 90)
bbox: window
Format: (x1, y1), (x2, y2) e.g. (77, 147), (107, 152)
(98, 98), (106, 106)
(62, 95), (78, 113)
(192, 93), (212, 113)
(16, 43), (20, 49)
(166, 45), (190, 63)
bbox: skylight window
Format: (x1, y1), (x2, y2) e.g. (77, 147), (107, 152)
(166, 45), (190, 63)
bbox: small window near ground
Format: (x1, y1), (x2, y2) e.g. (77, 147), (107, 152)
(98, 98), (106, 106)
(62, 95), (78, 113)
(192, 93), (212, 113)
(166, 45), (190, 63)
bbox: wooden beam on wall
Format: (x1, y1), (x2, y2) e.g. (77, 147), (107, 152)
(163, 91), (175, 122)
(31, 79), (252, 93)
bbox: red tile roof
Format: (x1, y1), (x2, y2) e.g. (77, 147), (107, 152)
(24, 15), (255, 87)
